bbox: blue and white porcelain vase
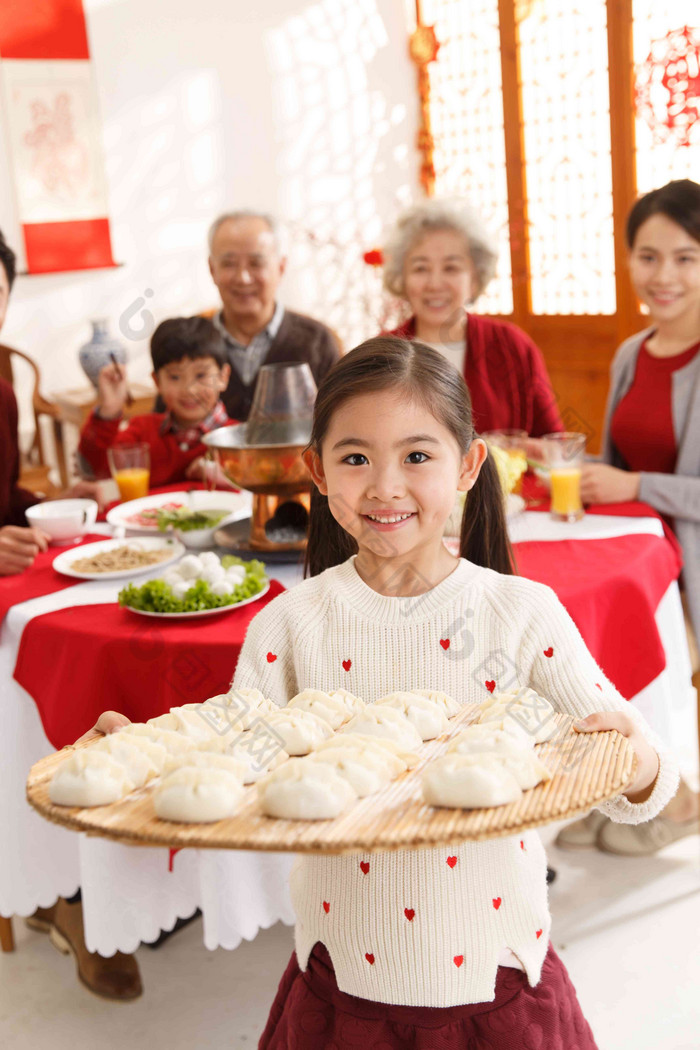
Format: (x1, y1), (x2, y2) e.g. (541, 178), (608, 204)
(78, 319), (127, 388)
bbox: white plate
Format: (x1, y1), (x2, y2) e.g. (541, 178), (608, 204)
(53, 537), (186, 581)
(106, 490), (252, 535)
(122, 581), (270, 619)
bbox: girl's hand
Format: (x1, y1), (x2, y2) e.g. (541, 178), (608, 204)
(75, 710), (131, 744)
(96, 362), (129, 419)
(574, 711), (659, 802)
(580, 463), (640, 504)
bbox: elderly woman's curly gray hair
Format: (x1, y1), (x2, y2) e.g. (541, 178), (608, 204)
(382, 198), (499, 301)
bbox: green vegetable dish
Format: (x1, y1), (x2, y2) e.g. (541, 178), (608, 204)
(156, 507), (229, 532)
(118, 557), (267, 613)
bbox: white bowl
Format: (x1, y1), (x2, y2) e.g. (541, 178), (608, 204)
(172, 510), (239, 549)
(26, 499), (99, 545)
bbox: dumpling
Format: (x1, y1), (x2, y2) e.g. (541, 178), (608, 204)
(257, 759), (357, 820)
(422, 753), (523, 809)
(49, 750), (135, 807)
(308, 746), (394, 797)
(286, 689), (350, 730)
(448, 724), (535, 760)
(226, 686), (274, 708)
(494, 749), (551, 791)
(200, 693), (278, 731)
(218, 736), (289, 784)
(153, 767), (244, 823)
(414, 689), (462, 718)
(264, 709), (333, 755)
(375, 692), (449, 741)
(327, 689), (366, 718)
(342, 706), (423, 750)
(116, 724), (197, 756)
(313, 733), (420, 772)
(164, 750), (249, 780)
(92, 734), (164, 786)
(149, 706), (220, 745)
(476, 688), (557, 743)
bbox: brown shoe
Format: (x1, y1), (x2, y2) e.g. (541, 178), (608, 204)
(597, 813), (700, 856)
(25, 903), (57, 934)
(49, 897), (143, 1001)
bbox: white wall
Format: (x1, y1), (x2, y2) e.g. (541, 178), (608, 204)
(0, 0), (419, 434)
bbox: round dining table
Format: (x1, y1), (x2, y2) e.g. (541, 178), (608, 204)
(0, 494), (696, 957)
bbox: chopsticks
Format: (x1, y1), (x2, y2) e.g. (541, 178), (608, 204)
(110, 352), (134, 407)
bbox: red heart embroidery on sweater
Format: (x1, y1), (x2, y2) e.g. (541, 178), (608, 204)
(365, 953), (375, 965)
(543, 647), (554, 658)
(266, 652), (277, 663)
(520, 840), (525, 851)
(453, 955), (464, 968)
(485, 680), (496, 694)
(536, 929), (543, 939)
(439, 638), (450, 650)
(446, 856), (457, 868)
(492, 897), (502, 910)
(342, 659), (352, 672)
(322, 901), (330, 914)
(404, 908), (415, 921)
(360, 861), (370, 874)
(595, 683), (602, 691)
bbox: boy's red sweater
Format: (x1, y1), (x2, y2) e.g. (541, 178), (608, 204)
(78, 407), (231, 487)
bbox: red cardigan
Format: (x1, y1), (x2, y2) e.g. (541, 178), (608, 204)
(78, 410), (230, 488)
(0, 378), (39, 526)
(387, 314), (563, 437)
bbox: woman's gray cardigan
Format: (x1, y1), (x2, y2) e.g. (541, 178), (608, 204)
(599, 327), (700, 642)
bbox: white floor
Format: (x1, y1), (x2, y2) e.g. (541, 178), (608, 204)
(1, 824), (699, 1050)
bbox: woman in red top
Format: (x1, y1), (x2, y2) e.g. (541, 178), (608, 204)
(559, 179), (700, 856)
(381, 199), (563, 437)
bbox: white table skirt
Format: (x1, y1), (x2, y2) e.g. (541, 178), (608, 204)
(1, 516), (696, 956)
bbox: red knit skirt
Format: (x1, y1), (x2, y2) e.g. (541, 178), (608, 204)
(258, 943), (599, 1050)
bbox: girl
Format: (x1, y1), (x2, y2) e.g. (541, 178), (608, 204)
(228, 337), (677, 1048)
(559, 179), (700, 856)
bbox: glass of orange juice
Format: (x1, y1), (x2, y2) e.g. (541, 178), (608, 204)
(107, 444), (151, 502)
(541, 432), (586, 522)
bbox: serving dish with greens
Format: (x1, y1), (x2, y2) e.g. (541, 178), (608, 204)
(118, 553), (268, 617)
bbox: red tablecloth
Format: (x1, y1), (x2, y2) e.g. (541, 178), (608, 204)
(13, 580), (285, 749)
(0, 534), (108, 623)
(513, 533), (681, 699)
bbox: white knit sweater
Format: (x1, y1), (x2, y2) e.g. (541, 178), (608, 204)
(233, 557), (679, 1007)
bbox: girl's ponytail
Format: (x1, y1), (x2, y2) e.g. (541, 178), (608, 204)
(304, 487), (357, 578)
(459, 448), (515, 575)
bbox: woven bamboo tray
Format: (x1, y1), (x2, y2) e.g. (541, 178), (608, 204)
(26, 707), (635, 854)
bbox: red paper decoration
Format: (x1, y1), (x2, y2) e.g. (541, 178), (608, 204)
(635, 25), (700, 148)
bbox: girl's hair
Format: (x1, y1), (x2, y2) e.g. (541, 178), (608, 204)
(303, 337), (514, 578)
(382, 198), (499, 301)
(626, 179), (700, 248)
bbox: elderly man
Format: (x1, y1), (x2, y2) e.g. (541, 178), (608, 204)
(207, 210), (341, 418)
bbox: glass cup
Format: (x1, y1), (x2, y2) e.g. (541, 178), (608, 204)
(107, 444), (151, 502)
(482, 429), (528, 495)
(246, 362), (317, 446)
(541, 432), (586, 522)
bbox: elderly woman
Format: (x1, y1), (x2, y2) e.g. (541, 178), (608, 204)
(382, 198), (562, 436)
(558, 179), (700, 856)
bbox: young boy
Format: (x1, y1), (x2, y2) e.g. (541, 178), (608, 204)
(79, 316), (234, 487)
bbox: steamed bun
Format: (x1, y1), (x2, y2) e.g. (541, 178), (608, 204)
(308, 746), (395, 797)
(153, 766), (244, 823)
(164, 750), (249, 780)
(375, 692), (449, 741)
(92, 734), (164, 786)
(314, 733), (420, 772)
(257, 759), (357, 820)
(117, 724), (197, 756)
(447, 724), (535, 759)
(49, 750), (135, 807)
(218, 736), (289, 783)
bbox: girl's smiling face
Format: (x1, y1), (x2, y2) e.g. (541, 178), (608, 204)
(305, 389), (486, 572)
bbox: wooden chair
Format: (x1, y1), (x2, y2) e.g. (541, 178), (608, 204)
(0, 916), (14, 952)
(0, 343), (68, 490)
